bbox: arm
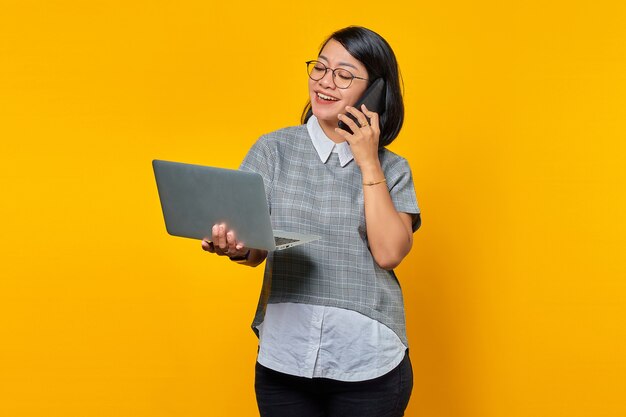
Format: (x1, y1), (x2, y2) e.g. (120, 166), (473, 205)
(336, 105), (414, 270)
(360, 164), (414, 270)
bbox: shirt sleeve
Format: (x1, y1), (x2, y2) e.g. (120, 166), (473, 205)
(239, 135), (275, 212)
(385, 157), (421, 232)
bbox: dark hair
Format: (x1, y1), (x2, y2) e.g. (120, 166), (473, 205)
(301, 26), (404, 147)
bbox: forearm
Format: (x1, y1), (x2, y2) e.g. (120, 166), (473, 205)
(361, 163), (413, 270)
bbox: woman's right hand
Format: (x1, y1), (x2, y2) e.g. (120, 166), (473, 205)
(201, 223), (249, 259)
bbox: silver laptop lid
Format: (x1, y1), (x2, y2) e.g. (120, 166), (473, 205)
(153, 159), (277, 250)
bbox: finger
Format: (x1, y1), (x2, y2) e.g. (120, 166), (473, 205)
(360, 104), (376, 120)
(226, 231), (239, 254)
(210, 225), (231, 256)
(334, 127), (353, 143)
(210, 225), (225, 255)
(345, 106), (369, 128)
(231, 242), (249, 258)
(217, 223), (228, 250)
(211, 225), (225, 254)
(201, 239), (215, 252)
(338, 111), (361, 134)
(362, 105), (380, 135)
(211, 224), (220, 243)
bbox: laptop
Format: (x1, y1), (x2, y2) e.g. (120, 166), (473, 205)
(152, 159), (321, 251)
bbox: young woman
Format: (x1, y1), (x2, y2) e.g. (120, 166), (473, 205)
(202, 26), (420, 417)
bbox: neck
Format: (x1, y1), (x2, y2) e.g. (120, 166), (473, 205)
(318, 118), (346, 143)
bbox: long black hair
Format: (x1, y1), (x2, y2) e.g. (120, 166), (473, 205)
(301, 26), (405, 147)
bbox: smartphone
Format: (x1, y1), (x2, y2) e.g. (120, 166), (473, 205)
(338, 78), (385, 134)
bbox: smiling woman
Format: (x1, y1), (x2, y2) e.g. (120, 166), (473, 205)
(305, 39), (370, 139)
(201, 26), (421, 417)
(302, 27), (405, 148)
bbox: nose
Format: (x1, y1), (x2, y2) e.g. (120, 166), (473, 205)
(318, 69), (336, 89)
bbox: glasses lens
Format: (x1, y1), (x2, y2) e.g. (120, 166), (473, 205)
(307, 61), (327, 80)
(333, 68), (354, 89)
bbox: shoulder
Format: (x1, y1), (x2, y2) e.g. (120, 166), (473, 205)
(249, 124), (310, 157)
(258, 125), (308, 145)
(244, 124), (310, 163)
(379, 148), (412, 174)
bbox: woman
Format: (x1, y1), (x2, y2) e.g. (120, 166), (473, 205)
(202, 26), (420, 417)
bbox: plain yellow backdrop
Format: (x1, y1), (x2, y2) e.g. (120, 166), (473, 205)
(1, 1), (625, 416)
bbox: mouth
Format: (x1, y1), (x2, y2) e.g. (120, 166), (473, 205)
(316, 92), (339, 102)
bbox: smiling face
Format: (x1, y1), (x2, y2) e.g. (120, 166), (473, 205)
(308, 39), (369, 139)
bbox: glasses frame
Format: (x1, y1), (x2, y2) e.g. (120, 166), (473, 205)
(306, 60), (368, 89)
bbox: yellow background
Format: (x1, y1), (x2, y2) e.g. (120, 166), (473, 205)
(1, 1), (625, 416)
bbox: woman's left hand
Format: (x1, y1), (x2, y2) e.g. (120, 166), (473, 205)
(335, 104), (381, 169)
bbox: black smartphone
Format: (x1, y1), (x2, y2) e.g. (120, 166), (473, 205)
(338, 78), (385, 134)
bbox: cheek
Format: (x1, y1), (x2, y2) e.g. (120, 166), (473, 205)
(308, 79), (316, 97)
(345, 86), (367, 107)
(344, 94), (358, 107)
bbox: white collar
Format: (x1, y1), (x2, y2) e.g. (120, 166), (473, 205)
(306, 115), (354, 167)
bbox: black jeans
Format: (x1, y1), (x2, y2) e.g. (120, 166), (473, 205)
(255, 351), (413, 417)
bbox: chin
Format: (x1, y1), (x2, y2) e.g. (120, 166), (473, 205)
(313, 112), (338, 126)
(311, 106), (339, 123)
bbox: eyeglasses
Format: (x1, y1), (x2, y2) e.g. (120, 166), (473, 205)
(306, 60), (368, 89)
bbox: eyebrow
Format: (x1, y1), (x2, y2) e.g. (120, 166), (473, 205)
(318, 54), (360, 71)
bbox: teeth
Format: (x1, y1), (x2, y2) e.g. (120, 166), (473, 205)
(317, 93), (338, 101)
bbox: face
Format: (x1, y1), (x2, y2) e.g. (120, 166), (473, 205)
(308, 39), (369, 127)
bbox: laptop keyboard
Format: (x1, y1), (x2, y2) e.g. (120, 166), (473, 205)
(274, 237), (300, 246)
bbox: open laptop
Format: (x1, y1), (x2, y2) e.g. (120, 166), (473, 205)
(152, 159), (320, 251)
